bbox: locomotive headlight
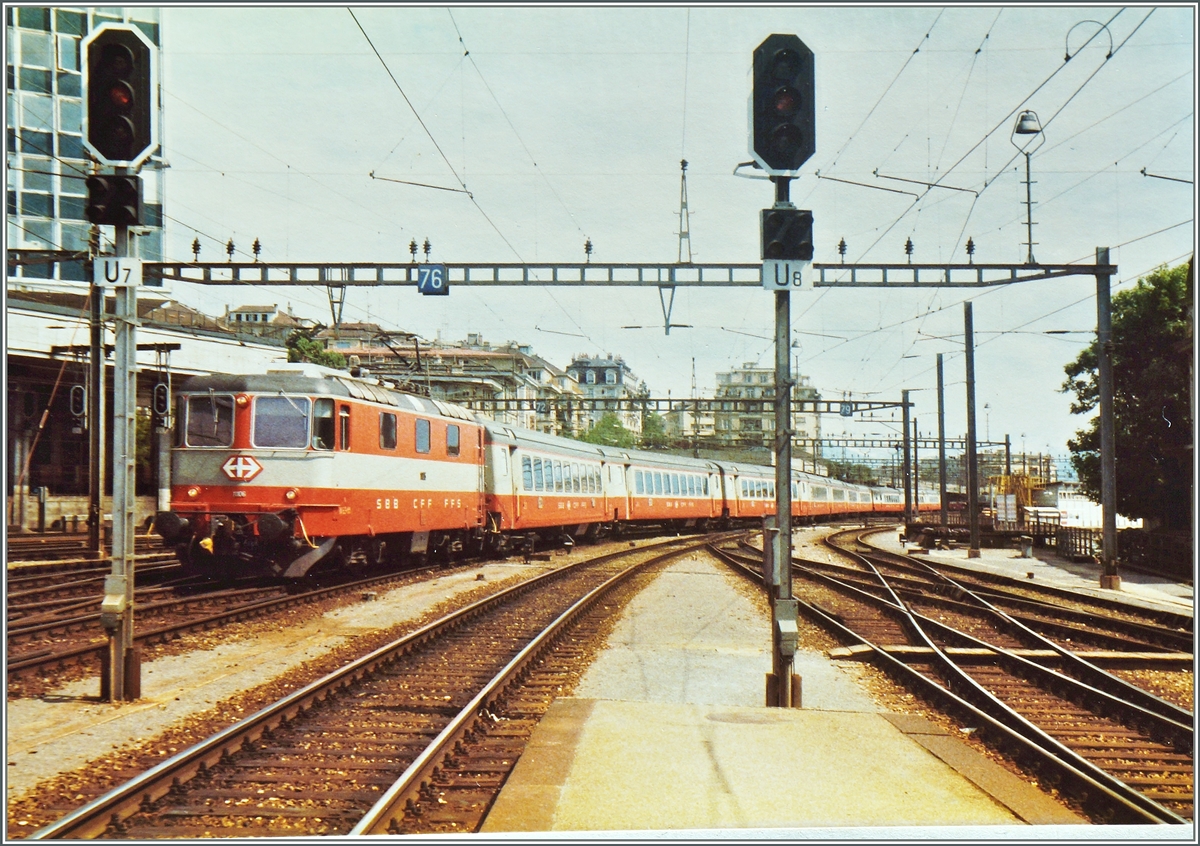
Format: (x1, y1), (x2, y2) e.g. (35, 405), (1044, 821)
(284, 488), (298, 501)
(235, 394), (249, 407)
(187, 486), (201, 498)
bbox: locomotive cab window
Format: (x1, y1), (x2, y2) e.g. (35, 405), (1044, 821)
(185, 393), (234, 447)
(338, 405), (351, 450)
(446, 424), (460, 456)
(380, 412), (397, 450)
(415, 418), (430, 454)
(253, 396), (310, 448)
(312, 399), (334, 450)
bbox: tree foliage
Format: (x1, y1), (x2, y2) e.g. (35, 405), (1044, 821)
(577, 413), (637, 448)
(286, 329), (347, 369)
(639, 412), (671, 449)
(825, 459), (878, 485)
(1061, 260), (1193, 530)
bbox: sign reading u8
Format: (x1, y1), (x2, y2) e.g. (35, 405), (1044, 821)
(417, 264), (449, 296)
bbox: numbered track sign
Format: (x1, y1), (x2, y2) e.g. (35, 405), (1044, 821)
(417, 264), (449, 296)
(93, 257), (143, 288)
(762, 259), (812, 291)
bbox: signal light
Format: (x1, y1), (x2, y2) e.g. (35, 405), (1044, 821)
(83, 25), (156, 167)
(85, 174), (141, 226)
(70, 385), (87, 418)
(152, 383), (171, 418)
(752, 34), (815, 174)
(761, 208), (814, 262)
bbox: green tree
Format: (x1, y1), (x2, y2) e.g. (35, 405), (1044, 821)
(577, 413), (637, 448)
(286, 329), (347, 369)
(639, 412), (671, 449)
(1061, 260), (1193, 530)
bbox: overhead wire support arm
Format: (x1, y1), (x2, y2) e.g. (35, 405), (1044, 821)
(872, 169), (979, 196)
(810, 260), (1117, 288)
(143, 261), (765, 287)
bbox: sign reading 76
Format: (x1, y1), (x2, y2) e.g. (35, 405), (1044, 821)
(417, 264), (449, 296)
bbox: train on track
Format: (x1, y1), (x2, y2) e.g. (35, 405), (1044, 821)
(154, 364), (938, 579)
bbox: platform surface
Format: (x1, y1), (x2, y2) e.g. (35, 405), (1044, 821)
(483, 552), (1091, 835)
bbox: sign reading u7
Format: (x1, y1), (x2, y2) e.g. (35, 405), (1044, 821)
(417, 264), (449, 296)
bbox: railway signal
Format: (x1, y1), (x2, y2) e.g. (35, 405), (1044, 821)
(751, 33), (815, 174)
(85, 174), (141, 226)
(83, 24), (158, 168)
(761, 207), (814, 261)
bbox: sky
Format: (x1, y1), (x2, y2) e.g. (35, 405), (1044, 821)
(157, 4), (1196, 471)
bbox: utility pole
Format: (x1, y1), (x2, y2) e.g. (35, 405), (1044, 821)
(87, 249), (106, 558)
(84, 22), (157, 701)
(912, 417), (919, 515)
(936, 353), (948, 529)
(103, 204), (141, 701)
(964, 302), (981, 558)
(752, 32), (814, 709)
(1095, 247), (1121, 590)
(901, 389), (912, 526)
(769, 175), (799, 709)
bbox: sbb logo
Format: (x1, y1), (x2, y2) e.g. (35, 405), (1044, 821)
(222, 455), (263, 482)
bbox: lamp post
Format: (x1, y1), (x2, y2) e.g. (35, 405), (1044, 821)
(1010, 110), (1044, 265)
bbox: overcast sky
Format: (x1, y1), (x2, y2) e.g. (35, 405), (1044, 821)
(158, 4), (1196, 468)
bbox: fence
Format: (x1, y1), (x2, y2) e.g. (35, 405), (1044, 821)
(1056, 526), (1100, 560)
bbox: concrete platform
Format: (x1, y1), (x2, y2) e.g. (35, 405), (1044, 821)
(482, 553), (1094, 836)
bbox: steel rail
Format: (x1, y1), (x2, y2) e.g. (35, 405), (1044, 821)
(709, 541), (1188, 824)
(849, 527), (1193, 632)
(852, 549), (1195, 727)
(350, 538), (708, 834)
(29, 533), (724, 839)
(8, 563), (435, 678)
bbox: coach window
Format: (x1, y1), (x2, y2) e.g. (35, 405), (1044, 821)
(554, 461), (563, 492)
(415, 418), (430, 454)
(522, 456), (533, 491)
(446, 424), (460, 456)
(254, 396), (311, 448)
(380, 412), (397, 450)
(533, 458), (544, 490)
(703, 476), (709, 495)
(185, 394), (234, 447)
(634, 471), (644, 494)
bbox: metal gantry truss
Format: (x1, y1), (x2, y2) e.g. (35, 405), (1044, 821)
(456, 396), (908, 415)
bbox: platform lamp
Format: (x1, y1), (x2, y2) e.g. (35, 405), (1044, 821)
(1010, 109), (1044, 265)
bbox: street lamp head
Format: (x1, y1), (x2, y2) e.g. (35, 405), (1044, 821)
(1014, 110), (1042, 135)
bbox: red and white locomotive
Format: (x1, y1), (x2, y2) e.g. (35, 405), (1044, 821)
(155, 364), (934, 579)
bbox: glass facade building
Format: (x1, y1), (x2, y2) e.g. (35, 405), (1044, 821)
(6, 6), (164, 282)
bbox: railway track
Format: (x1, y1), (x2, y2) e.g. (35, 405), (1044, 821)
(28, 533), (723, 839)
(712, 532), (1194, 825)
(7, 534), (163, 563)
(5, 561), (455, 693)
(7, 559), (185, 616)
